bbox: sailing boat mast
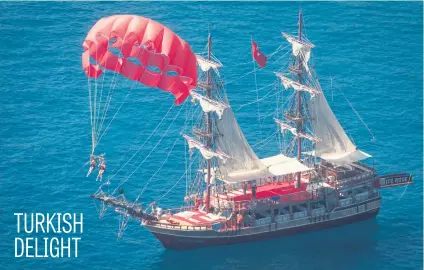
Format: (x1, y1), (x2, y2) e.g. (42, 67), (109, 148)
(205, 32), (212, 213)
(296, 10), (303, 187)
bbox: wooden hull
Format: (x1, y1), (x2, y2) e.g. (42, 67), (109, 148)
(145, 197), (381, 250)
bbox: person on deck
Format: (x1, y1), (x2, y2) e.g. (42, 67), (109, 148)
(96, 160), (106, 181)
(243, 182), (247, 197)
(251, 182), (257, 200)
(194, 196), (201, 210)
(236, 213), (243, 230)
(149, 201), (158, 217)
(156, 207), (163, 219)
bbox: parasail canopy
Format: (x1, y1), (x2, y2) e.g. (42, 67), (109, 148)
(82, 15), (197, 104)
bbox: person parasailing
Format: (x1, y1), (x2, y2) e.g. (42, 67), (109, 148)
(96, 159), (106, 181)
(86, 155), (97, 177)
(82, 15), (198, 183)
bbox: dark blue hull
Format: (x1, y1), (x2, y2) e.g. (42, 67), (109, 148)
(147, 198), (381, 250)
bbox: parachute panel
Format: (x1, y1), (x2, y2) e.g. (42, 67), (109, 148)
(82, 15), (197, 104)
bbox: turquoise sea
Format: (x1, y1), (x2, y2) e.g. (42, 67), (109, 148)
(0, 2), (422, 270)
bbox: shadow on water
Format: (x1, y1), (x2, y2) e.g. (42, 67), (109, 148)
(149, 218), (381, 270)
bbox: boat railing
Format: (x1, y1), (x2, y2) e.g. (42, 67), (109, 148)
(162, 205), (195, 215)
(334, 190), (379, 211)
(211, 177), (302, 196)
(353, 161), (376, 172)
(211, 189), (321, 211)
(336, 171), (374, 189)
(149, 221), (213, 231)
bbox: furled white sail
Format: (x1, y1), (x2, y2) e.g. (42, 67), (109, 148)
(307, 86), (371, 165)
(275, 73), (319, 97)
(282, 33), (314, 74)
(191, 91), (229, 119)
(215, 107), (268, 182)
(204, 169), (216, 184)
(196, 55), (222, 72)
(274, 118), (321, 143)
(183, 134), (231, 161)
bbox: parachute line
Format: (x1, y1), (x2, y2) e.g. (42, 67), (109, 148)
(93, 40), (126, 146)
(94, 82), (134, 150)
(94, 68), (107, 140)
(96, 74), (118, 141)
(87, 77), (95, 154)
(93, 48), (99, 142)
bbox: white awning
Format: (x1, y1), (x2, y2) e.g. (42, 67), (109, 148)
(319, 149), (371, 165)
(223, 169), (272, 183)
(261, 154), (311, 175)
(218, 154), (312, 183)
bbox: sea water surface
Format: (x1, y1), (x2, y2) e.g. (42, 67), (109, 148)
(0, 2), (422, 270)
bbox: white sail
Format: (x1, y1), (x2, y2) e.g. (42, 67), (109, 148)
(215, 107), (268, 182)
(196, 55), (222, 72)
(191, 91), (229, 120)
(183, 134), (231, 161)
(275, 73), (319, 97)
(307, 85), (371, 165)
(282, 32), (314, 74)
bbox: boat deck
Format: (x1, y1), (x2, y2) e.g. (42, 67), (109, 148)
(156, 166), (374, 228)
(160, 210), (225, 226)
(211, 179), (314, 202)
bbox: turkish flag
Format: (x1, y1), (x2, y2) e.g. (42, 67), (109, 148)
(251, 40), (267, 68)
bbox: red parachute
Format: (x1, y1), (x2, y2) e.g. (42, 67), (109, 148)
(82, 15), (197, 104)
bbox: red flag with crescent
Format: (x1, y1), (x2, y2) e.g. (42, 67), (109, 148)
(251, 40), (267, 68)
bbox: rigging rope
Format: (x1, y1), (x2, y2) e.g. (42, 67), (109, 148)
(268, 43), (289, 60)
(336, 86), (376, 141)
(252, 131), (278, 148)
(251, 37), (262, 138)
(232, 60), (254, 67)
(397, 182), (410, 201)
(155, 157), (197, 203)
(107, 103), (176, 184)
(112, 104), (184, 194)
(225, 44), (291, 86)
(135, 135), (181, 202)
(235, 82), (278, 112)
(276, 86), (283, 152)
(111, 100), (167, 174)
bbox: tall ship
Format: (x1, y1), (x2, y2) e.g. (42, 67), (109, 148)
(83, 12), (413, 250)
